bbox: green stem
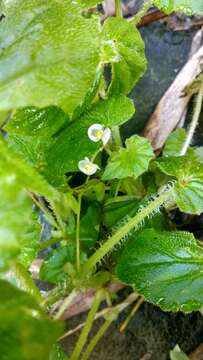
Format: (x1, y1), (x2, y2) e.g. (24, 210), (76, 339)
(76, 195), (82, 273)
(115, 0), (122, 18)
(81, 318), (113, 360)
(70, 289), (104, 360)
(112, 126), (122, 149)
(54, 289), (77, 320)
(114, 179), (122, 198)
(120, 296), (144, 332)
(82, 186), (173, 277)
(180, 87), (203, 156)
(12, 263), (43, 305)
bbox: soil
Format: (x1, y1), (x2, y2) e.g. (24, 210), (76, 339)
(61, 293), (203, 359)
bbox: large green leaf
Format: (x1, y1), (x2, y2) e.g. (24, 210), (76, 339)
(102, 17), (147, 94)
(0, 137), (59, 201)
(5, 106), (69, 137)
(117, 228), (203, 312)
(46, 95), (135, 176)
(0, 0), (102, 114)
(154, 0), (203, 14)
(5, 106), (71, 188)
(0, 184), (33, 271)
(103, 135), (153, 180)
(155, 155), (203, 214)
(0, 137), (64, 270)
(0, 280), (63, 360)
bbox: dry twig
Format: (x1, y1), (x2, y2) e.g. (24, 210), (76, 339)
(144, 29), (203, 150)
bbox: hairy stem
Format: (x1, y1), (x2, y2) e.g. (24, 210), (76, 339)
(82, 186), (173, 277)
(70, 289), (104, 360)
(180, 87), (203, 156)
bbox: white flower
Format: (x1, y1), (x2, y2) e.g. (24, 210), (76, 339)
(88, 124), (111, 145)
(78, 157), (99, 176)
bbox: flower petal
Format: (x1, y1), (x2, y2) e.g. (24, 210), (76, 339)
(88, 124), (104, 142)
(78, 159), (99, 175)
(102, 128), (111, 145)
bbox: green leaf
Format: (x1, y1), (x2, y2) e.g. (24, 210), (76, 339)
(11, 262), (42, 304)
(103, 198), (140, 228)
(0, 184), (41, 271)
(83, 179), (106, 202)
(163, 129), (186, 157)
(77, 0), (102, 7)
(0, 0), (102, 114)
(103, 135), (153, 180)
(39, 245), (86, 284)
(0, 186), (33, 271)
(170, 345), (189, 360)
(195, 147), (203, 163)
(5, 106), (71, 188)
(153, 0), (203, 15)
(0, 137), (59, 202)
(117, 228), (203, 312)
(0, 280), (63, 360)
(76, 94), (135, 128)
(79, 204), (101, 252)
(5, 106), (69, 137)
(19, 210), (41, 268)
(102, 17), (147, 94)
(103, 196), (168, 229)
(46, 95), (135, 175)
(156, 155), (203, 214)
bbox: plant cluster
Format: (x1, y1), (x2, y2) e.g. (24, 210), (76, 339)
(0, 0), (203, 359)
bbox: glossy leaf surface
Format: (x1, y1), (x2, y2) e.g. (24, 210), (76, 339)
(0, 0), (101, 114)
(117, 228), (203, 312)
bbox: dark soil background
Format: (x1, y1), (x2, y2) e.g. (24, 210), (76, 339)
(62, 9), (203, 360)
(62, 295), (203, 359)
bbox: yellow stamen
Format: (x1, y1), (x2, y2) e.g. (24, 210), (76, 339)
(93, 129), (104, 140)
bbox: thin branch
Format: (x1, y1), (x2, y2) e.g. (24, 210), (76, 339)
(180, 87), (203, 156)
(120, 296), (144, 332)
